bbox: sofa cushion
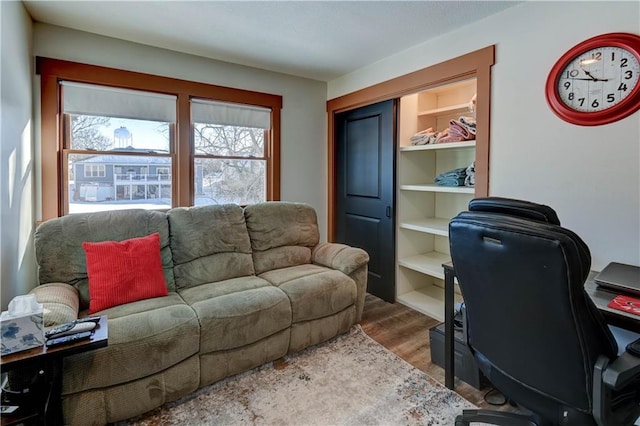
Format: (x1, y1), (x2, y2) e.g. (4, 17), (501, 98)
(63, 293), (199, 395)
(178, 276), (291, 353)
(62, 355), (200, 426)
(244, 202), (320, 274)
(30, 283), (79, 327)
(35, 209), (175, 310)
(83, 233), (169, 314)
(289, 306), (356, 353)
(259, 264), (357, 323)
(168, 204), (255, 290)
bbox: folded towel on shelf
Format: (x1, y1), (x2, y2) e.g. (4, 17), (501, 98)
(434, 128), (457, 144)
(410, 127), (438, 145)
(434, 117), (477, 144)
(459, 116), (477, 135)
(448, 120), (475, 140)
(434, 167), (467, 187)
(465, 161), (475, 187)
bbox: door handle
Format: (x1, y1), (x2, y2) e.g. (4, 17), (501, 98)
(386, 206), (391, 218)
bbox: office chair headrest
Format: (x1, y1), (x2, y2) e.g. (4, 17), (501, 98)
(454, 210), (590, 282)
(468, 197), (561, 225)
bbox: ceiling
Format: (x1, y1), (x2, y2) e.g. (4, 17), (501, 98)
(23, 1), (520, 82)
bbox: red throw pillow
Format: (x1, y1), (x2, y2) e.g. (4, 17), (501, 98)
(83, 232), (168, 314)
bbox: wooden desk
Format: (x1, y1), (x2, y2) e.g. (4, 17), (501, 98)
(0, 316), (108, 425)
(584, 271), (640, 333)
(441, 267), (639, 390)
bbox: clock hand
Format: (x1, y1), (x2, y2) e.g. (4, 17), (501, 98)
(583, 69), (599, 81)
(571, 77), (610, 82)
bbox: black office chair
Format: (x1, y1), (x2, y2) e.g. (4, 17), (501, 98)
(449, 197), (640, 426)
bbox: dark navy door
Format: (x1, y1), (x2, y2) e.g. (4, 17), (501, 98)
(335, 100), (396, 302)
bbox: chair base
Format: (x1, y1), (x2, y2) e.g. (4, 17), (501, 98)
(455, 409), (540, 426)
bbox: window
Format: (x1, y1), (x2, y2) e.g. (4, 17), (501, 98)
(84, 165), (106, 178)
(37, 57), (282, 219)
(192, 99), (270, 205)
(63, 82), (175, 213)
(156, 167), (170, 180)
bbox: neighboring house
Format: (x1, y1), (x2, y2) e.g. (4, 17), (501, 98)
(73, 147), (176, 202)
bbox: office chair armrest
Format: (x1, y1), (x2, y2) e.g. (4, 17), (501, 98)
(602, 351), (640, 390)
(593, 353), (640, 426)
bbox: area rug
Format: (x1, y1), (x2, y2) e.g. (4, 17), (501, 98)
(120, 326), (476, 425)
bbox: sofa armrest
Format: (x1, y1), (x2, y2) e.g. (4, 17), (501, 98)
(312, 243), (370, 322)
(30, 283), (80, 327)
(311, 243), (369, 275)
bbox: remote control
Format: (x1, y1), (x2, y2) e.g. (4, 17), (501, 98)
(45, 317), (100, 339)
(76, 316), (101, 324)
(45, 321), (76, 338)
(46, 322), (96, 339)
(46, 331), (92, 347)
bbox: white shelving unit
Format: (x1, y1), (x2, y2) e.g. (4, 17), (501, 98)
(399, 183), (475, 193)
(395, 78), (478, 322)
(418, 103), (471, 118)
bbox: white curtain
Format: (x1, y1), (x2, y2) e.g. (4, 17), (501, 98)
(61, 81), (177, 122)
(191, 99), (271, 129)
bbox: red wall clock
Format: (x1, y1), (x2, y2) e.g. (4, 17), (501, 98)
(545, 32), (640, 126)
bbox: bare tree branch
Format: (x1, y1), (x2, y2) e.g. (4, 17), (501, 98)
(71, 115), (112, 150)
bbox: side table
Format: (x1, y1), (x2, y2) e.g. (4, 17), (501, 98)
(1, 316), (108, 426)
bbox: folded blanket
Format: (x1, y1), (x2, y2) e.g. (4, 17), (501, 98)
(459, 116), (477, 135)
(448, 120), (474, 140)
(434, 117), (477, 144)
(411, 134), (431, 145)
(434, 128), (455, 144)
(435, 167), (467, 187)
(411, 127), (438, 145)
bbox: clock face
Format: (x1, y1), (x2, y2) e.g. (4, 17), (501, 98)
(546, 33), (640, 126)
(557, 46), (640, 113)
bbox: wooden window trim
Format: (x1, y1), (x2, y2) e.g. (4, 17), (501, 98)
(325, 45), (495, 240)
(37, 57), (282, 220)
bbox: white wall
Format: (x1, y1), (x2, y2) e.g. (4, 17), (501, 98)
(329, 1), (640, 271)
(1, 2), (35, 310)
(32, 23), (328, 237)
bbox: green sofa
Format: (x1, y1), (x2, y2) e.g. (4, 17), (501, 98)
(32, 202), (369, 425)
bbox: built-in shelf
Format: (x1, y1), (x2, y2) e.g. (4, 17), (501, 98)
(399, 218), (450, 236)
(400, 184), (474, 194)
(400, 140), (476, 152)
(418, 102), (472, 118)
(396, 285), (463, 322)
(398, 252), (451, 279)
(396, 74), (482, 323)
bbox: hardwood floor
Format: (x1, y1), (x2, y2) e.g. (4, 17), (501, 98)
(359, 293), (503, 410)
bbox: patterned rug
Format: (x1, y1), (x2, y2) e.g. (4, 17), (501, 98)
(121, 326), (475, 425)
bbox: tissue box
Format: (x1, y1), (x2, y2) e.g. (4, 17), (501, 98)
(1, 308), (45, 356)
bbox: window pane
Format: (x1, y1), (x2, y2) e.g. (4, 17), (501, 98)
(193, 124), (264, 157)
(68, 154), (172, 214)
(70, 115), (170, 152)
(195, 158), (265, 205)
